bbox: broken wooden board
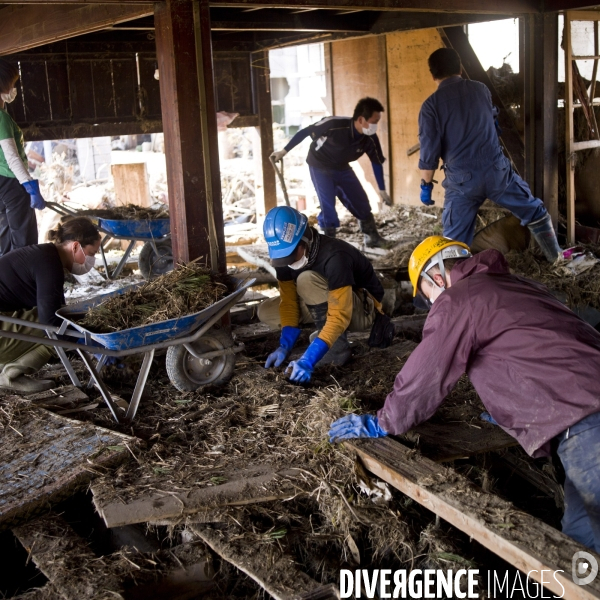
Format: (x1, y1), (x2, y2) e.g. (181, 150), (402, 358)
(190, 524), (336, 600)
(93, 466), (301, 528)
(404, 419), (519, 462)
(13, 513), (123, 599)
(347, 313), (427, 342)
(13, 513), (216, 600)
(0, 407), (136, 530)
(233, 320), (275, 342)
(349, 437), (600, 600)
(234, 244), (276, 278)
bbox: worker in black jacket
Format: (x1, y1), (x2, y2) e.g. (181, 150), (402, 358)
(0, 216), (100, 393)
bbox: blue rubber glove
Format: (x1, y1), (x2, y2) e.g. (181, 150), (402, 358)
(22, 180), (46, 210)
(420, 180), (434, 206)
(328, 414), (388, 443)
(480, 411), (499, 426)
(265, 326), (301, 368)
(286, 337), (329, 383)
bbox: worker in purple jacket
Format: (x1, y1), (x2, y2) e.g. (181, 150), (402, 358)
(329, 236), (600, 553)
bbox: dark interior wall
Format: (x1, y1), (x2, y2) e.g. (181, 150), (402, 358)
(4, 36), (256, 141)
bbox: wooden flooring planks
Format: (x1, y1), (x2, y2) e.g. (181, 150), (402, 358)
(190, 524), (333, 600)
(349, 437), (600, 600)
(407, 419), (519, 462)
(0, 407), (136, 530)
(93, 467), (301, 528)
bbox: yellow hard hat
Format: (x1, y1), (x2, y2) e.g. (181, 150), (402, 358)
(408, 236), (471, 296)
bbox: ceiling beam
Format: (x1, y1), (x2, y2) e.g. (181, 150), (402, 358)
(0, 0), (543, 13)
(370, 10), (513, 34)
(210, 8), (377, 31)
(0, 3), (153, 56)
(543, 0), (600, 9)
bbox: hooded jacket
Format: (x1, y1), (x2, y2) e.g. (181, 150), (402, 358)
(377, 249), (600, 457)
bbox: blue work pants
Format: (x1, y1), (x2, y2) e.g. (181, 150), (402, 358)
(557, 411), (600, 553)
(441, 154), (547, 245)
(309, 165), (372, 229)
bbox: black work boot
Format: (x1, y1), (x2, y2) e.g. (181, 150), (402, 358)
(322, 227), (337, 238)
(306, 302), (352, 366)
(359, 213), (393, 249)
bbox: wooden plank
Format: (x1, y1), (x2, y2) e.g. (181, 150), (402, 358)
(0, 408), (136, 530)
(405, 419), (519, 462)
(235, 243), (277, 277)
(92, 467), (301, 528)
(20, 119), (164, 142)
(349, 437), (600, 600)
(0, 3), (153, 56)
(252, 50), (277, 219)
(190, 524), (330, 600)
(111, 163), (151, 208)
(13, 514), (123, 600)
(565, 12), (577, 244)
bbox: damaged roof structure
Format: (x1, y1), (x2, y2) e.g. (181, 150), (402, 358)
(3, 0), (600, 598)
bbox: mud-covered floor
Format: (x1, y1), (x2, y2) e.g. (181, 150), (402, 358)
(1, 203), (592, 599)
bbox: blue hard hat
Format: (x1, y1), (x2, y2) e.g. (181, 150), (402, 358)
(263, 206), (308, 260)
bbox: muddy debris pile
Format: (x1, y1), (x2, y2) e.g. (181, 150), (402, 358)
(79, 264), (233, 333)
(78, 203), (169, 221)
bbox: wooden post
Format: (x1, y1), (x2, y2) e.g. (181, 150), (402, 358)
(154, 0), (225, 272)
(522, 14), (559, 225)
(253, 50), (277, 220)
(111, 163), (151, 208)
(565, 12), (576, 245)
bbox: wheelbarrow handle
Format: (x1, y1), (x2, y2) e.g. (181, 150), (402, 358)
(46, 201), (81, 218)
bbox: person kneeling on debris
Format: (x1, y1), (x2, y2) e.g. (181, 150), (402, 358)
(259, 206), (387, 384)
(0, 216), (101, 393)
(329, 235), (600, 553)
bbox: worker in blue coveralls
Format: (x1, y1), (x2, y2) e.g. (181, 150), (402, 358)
(418, 48), (562, 262)
(270, 97), (392, 249)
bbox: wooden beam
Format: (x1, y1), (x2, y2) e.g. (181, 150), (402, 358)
(155, 0), (225, 269)
(442, 26), (525, 177)
(20, 119), (163, 142)
(349, 437), (600, 600)
(253, 50), (277, 219)
(0, 3), (153, 56)
(210, 8), (375, 31)
(522, 13), (559, 225)
(0, 0), (543, 11)
(194, 0), (227, 273)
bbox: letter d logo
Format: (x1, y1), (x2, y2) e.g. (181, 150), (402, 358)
(573, 551), (599, 586)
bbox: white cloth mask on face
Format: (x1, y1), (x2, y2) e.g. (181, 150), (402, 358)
(288, 252), (308, 270)
(1, 88), (17, 104)
(72, 254), (96, 275)
(362, 122), (378, 136)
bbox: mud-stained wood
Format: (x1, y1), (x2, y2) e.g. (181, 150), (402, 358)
(13, 514), (122, 599)
(92, 467), (301, 528)
(0, 408), (136, 531)
(112, 163), (152, 208)
(349, 437), (600, 600)
(0, 3), (153, 56)
(190, 524), (332, 600)
(406, 419), (519, 462)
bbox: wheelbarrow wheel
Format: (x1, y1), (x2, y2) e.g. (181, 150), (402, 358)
(166, 328), (236, 392)
(139, 239), (174, 280)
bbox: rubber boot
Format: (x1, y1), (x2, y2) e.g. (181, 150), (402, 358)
(322, 227), (337, 238)
(306, 302), (352, 366)
(527, 213), (562, 262)
(359, 213), (393, 249)
(0, 345), (53, 393)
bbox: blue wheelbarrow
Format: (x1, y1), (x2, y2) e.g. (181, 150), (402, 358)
(46, 202), (173, 280)
(0, 277), (254, 423)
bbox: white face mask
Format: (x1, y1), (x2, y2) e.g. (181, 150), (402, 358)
(288, 252), (308, 270)
(71, 245), (96, 275)
(1, 87), (17, 104)
(362, 122), (378, 136)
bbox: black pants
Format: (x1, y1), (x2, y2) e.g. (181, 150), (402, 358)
(0, 175), (38, 256)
